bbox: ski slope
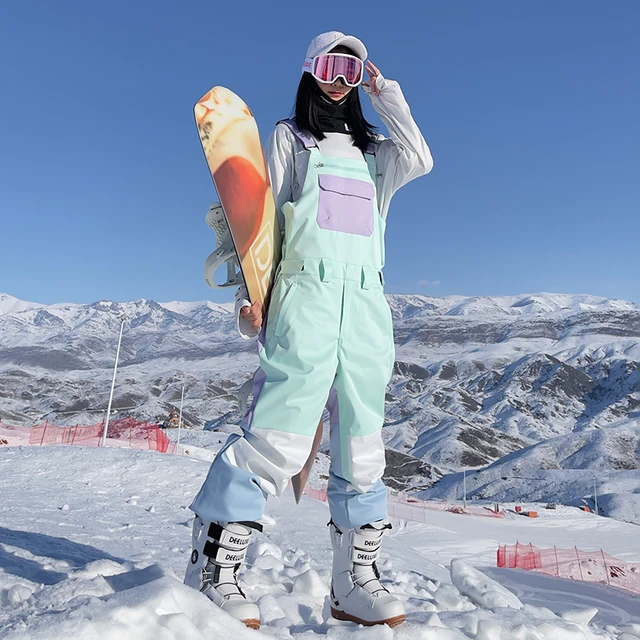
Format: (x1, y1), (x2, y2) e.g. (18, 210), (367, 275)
(0, 444), (639, 639)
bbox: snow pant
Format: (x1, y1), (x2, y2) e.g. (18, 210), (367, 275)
(190, 258), (395, 529)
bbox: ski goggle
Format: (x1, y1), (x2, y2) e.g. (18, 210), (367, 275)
(302, 53), (365, 87)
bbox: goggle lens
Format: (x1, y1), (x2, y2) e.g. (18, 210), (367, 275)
(311, 54), (364, 87)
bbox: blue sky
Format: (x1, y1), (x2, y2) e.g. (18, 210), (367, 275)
(1, 1), (639, 306)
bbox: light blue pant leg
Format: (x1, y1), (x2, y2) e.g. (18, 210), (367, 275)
(190, 433), (268, 522)
(326, 388), (389, 530)
(327, 471), (388, 530)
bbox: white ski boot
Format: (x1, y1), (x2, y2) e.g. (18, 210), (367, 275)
(329, 520), (405, 627)
(184, 516), (261, 629)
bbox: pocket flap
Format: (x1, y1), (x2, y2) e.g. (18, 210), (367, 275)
(318, 174), (374, 200)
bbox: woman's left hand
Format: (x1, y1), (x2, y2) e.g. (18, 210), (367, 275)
(363, 61), (381, 96)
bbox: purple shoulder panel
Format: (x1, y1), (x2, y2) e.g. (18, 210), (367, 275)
(277, 119), (316, 150)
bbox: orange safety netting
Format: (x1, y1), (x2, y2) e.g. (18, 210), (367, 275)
(497, 541), (640, 594)
(389, 492), (505, 520)
(10, 417), (177, 454)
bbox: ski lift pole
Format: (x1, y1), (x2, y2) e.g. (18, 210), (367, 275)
(176, 384), (184, 454)
(593, 476), (598, 516)
(463, 469), (467, 510)
(101, 313), (126, 447)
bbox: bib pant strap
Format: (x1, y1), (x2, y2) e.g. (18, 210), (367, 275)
(277, 119), (317, 150)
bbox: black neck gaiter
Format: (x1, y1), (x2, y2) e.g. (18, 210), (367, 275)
(314, 88), (350, 134)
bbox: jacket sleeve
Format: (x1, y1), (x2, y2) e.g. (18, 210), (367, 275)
(363, 74), (433, 220)
(265, 123), (297, 235)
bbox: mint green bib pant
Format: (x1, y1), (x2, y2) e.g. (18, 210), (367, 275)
(191, 122), (395, 529)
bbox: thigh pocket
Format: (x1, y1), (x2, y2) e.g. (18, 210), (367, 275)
(271, 281), (300, 339)
(317, 174), (375, 237)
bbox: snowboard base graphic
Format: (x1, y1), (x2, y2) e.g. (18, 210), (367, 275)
(195, 86), (281, 306)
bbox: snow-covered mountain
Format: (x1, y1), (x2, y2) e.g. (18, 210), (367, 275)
(1, 292), (639, 519)
(419, 419), (640, 524)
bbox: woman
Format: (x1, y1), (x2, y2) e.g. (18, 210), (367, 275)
(186, 31), (433, 629)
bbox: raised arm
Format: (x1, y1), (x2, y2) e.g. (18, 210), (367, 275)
(363, 62), (433, 220)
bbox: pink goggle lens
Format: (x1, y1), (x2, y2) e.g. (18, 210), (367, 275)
(312, 54), (364, 87)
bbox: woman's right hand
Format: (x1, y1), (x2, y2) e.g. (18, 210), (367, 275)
(240, 300), (263, 332)
(363, 61), (382, 96)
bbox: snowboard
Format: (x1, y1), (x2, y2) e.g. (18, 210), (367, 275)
(194, 86), (281, 306)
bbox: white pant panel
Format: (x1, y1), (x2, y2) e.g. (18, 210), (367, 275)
(225, 429), (315, 497)
(347, 431), (386, 494)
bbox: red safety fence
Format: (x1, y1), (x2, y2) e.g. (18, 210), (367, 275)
(304, 486), (328, 502)
(389, 491), (505, 520)
(497, 541), (640, 594)
(0, 418), (175, 454)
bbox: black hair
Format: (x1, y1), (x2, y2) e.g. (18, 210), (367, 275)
(293, 72), (377, 155)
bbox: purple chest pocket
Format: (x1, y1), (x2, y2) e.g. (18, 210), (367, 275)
(317, 174), (375, 237)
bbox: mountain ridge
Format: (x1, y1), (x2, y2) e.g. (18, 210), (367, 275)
(1, 291), (638, 520)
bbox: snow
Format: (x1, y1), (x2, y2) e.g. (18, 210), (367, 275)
(385, 292), (638, 321)
(450, 559), (523, 610)
(1, 443), (639, 639)
(0, 294), (43, 316)
(157, 300), (234, 315)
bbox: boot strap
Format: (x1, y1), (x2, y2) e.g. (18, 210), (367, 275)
(350, 530), (383, 564)
(204, 539), (248, 566)
(350, 546), (381, 564)
(207, 523), (252, 550)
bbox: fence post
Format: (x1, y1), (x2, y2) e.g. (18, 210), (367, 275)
(554, 545), (559, 577)
(600, 549), (610, 586)
(575, 547), (584, 581)
(40, 420), (47, 446)
(530, 543), (537, 569)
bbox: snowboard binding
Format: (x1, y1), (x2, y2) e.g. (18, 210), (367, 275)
(203, 202), (244, 289)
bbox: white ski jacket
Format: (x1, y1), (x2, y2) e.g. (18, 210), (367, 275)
(234, 74), (433, 339)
